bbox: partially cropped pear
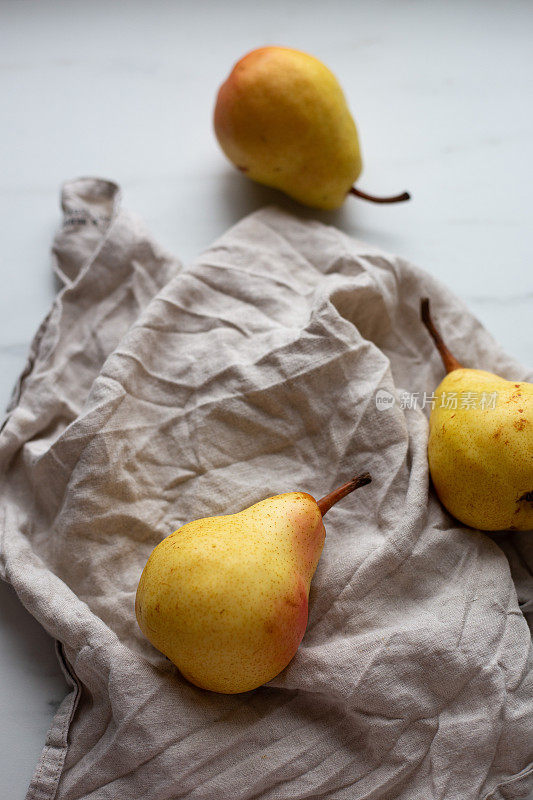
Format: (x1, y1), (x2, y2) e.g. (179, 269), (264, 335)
(421, 298), (533, 531)
(214, 46), (409, 210)
(136, 473), (371, 693)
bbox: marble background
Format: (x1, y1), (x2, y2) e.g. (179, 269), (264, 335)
(1, 1), (532, 797)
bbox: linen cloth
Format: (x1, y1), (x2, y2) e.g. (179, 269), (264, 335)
(1, 177), (532, 800)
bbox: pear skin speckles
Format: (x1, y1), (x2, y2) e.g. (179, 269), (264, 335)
(135, 491), (325, 693)
(428, 369), (533, 531)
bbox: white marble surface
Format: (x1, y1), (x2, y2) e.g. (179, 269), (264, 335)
(1, 1), (532, 797)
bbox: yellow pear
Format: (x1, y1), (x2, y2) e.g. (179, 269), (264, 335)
(214, 46), (409, 210)
(135, 473), (371, 693)
(421, 298), (533, 531)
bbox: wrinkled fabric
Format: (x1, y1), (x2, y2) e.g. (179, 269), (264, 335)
(1, 177), (532, 800)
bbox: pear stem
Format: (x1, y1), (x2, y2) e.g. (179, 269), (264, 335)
(350, 186), (411, 204)
(420, 298), (463, 373)
(317, 473), (372, 517)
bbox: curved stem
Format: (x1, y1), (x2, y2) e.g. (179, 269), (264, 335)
(317, 473), (372, 517)
(420, 298), (463, 373)
(350, 186), (410, 204)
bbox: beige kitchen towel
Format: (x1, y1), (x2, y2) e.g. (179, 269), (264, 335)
(1, 177), (532, 800)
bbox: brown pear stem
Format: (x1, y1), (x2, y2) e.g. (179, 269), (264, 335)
(420, 298), (463, 373)
(350, 186), (411, 204)
(317, 473), (372, 517)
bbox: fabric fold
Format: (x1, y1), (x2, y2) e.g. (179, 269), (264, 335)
(0, 179), (531, 800)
